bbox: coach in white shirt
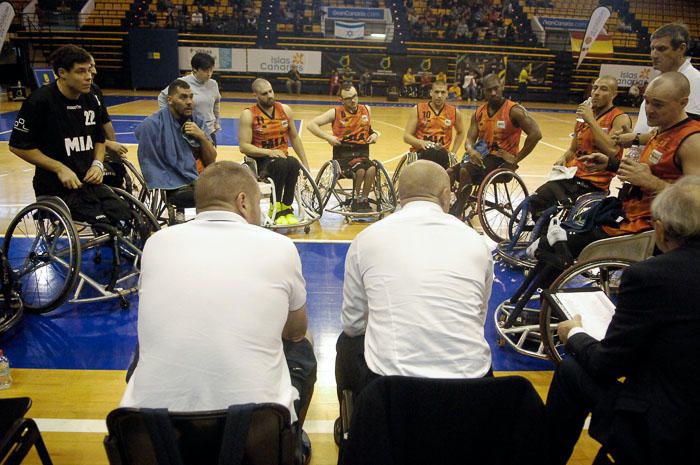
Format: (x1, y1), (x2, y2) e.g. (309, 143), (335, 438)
(633, 23), (700, 135)
(121, 161), (316, 429)
(336, 159), (494, 400)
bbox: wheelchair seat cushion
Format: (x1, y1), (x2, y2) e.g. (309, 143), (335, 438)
(63, 184), (132, 226)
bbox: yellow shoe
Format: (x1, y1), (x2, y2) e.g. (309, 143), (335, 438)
(269, 202), (284, 219)
(285, 213), (299, 225)
(275, 214), (289, 225)
(281, 203), (295, 216)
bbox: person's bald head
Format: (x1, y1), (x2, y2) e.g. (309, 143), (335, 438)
(647, 71), (690, 100)
(398, 160), (451, 212)
(644, 72), (690, 128)
(251, 78), (275, 108)
(195, 161), (261, 225)
(591, 75), (618, 109)
(251, 78), (271, 93)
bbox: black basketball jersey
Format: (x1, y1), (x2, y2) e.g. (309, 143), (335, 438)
(10, 82), (106, 196)
(91, 82), (111, 126)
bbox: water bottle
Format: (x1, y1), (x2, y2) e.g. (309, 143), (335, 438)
(626, 145), (641, 162)
(576, 97), (592, 123)
(0, 349), (12, 390)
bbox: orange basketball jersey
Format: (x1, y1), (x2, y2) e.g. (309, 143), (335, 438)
(567, 107), (626, 190)
(332, 104), (372, 144)
(412, 102), (457, 152)
(249, 102), (290, 154)
(475, 99), (522, 157)
(603, 118), (700, 236)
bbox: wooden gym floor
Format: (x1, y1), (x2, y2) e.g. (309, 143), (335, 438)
(0, 90), (638, 464)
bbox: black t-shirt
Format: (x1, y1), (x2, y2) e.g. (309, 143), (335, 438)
(9, 82), (106, 196)
(91, 82), (111, 126)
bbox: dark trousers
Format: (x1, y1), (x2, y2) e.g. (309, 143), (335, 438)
(545, 357), (617, 465)
(258, 156), (301, 205)
(165, 184), (195, 210)
(334, 333), (380, 403)
(530, 178), (600, 221)
(63, 184), (132, 225)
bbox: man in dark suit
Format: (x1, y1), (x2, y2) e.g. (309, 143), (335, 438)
(545, 175), (700, 465)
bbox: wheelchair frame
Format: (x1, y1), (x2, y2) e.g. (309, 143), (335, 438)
(243, 156), (324, 234)
(2, 188), (159, 313)
(315, 159), (397, 222)
(494, 230), (656, 361)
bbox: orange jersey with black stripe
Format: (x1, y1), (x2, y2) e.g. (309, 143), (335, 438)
(603, 118), (700, 236)
(567, 107), (626, 190)
(412, 102), (457, 152)
(249, 102), (290, 154)
(332, 104), (372, 144)
(475, 99), (522, 157)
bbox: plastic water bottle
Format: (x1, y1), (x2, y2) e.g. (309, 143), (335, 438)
(576, 97), (592, 123)
(626, 145), (641, 162)
(0, 349), (12, 390)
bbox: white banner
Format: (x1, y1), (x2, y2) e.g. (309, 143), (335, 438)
(247, 49), (322, 75)
(0, 2), (15, 51)
(335, 21), (365, 39)
(599, 64), (659, 87)
(577, 6), (611, 69)
(177, 46), (246, 72)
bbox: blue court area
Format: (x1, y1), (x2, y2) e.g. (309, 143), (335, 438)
(0, 240), (552, 372)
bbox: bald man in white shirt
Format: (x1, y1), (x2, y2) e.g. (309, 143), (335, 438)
(335, 160), (494, 404)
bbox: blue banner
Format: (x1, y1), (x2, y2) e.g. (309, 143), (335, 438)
(32, 67), (56, 87)
(326, 7), (385, 21)
(538, 16), (589, 31)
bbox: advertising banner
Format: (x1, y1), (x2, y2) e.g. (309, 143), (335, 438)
(576, 6), (612, 68)
(335, 21), (365, 39)
(326, 7), (386, 21)
(322, 53), (451, 85)
(599, 64), (658, 87)
(537, 16), (589, 31)
(247, 49), (322, 75)
(177, 46), (246, 72)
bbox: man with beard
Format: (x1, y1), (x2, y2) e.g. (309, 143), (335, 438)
(136, 79), (217, 219)
(450, 73), (542, 217)
(307, 85), (380, 212)
(239, 78), (310, 225)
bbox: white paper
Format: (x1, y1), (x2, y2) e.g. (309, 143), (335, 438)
(547, 165), (578, 182)
(552, 290), (616, 340)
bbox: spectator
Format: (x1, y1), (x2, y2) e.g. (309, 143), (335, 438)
(359, 70), (372, 96)
(286, 64), (302, 95)
(329, 70), (340, 96)
(462, 70), (477, 101)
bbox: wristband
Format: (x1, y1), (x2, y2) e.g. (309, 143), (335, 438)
(606, 156), (620, 172)
(92, 160), (105, 172)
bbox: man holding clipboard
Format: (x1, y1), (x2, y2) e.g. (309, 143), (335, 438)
(544, 176), (700, 465)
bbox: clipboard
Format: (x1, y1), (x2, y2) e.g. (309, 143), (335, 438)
(541, 287), (616, 341)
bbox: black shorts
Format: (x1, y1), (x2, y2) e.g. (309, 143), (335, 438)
(461, 154), (506, 185)
(333, 145), (372, 178)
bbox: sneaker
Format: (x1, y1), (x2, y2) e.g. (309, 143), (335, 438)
(268, 202), (283, 218)
(357, 200), (373, 213)
(274, 214), (289, 226)
(280, 202), (295, 216)
(285, 213), (299, 225)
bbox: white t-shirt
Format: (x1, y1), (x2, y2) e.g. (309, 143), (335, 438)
(121, 211), (306, 422)
(634, 58), (700, 134)
(341, 201), (493, 379)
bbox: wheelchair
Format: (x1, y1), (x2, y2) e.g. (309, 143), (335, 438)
(243, 156), (324, 234)
(495, 190), (609, 269)
(391, 151), (529, 242)
(493, 229), (656, 361)
(0, 249), (23, 335)
(314, 158), (397, 222)
(2, 188), (160, 314)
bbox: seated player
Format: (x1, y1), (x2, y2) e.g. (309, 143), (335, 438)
(136, 78), (217, 220)
(239, 78), (310, 225)
(307, 85), (380, 213)
(527, 76), (630, 221)
(403, 79), (465, 166)
(451, 74), (541, 217)
(9, 44), (132, 227)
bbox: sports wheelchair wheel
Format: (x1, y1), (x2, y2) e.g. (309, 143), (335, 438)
(372, 160), (397, 213)
(3, 202), (81, 313)
(477, 168), (529, 243)
(315, 160), (340, 210)
(296, 163), (324, 218)
(539, 258), (633, 364)
(390, 152), (416, 194)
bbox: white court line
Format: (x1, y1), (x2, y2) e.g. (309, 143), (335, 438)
(293, 238), (351, 244)
(110, 118), (146, 123)
(538, 140), (568, 152)
(537, 112), (573, 124)
(373, 119), (407, 132)
(33, 418), (336, 434)
(298, 119), (303, 137)
(0, 129), (13, 135)
(115, 132), (134, 136)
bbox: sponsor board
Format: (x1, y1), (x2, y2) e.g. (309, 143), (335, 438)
(247, 49), (322, 75)
(599, 64), (659, 87)
(177, 47), (246, 71)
